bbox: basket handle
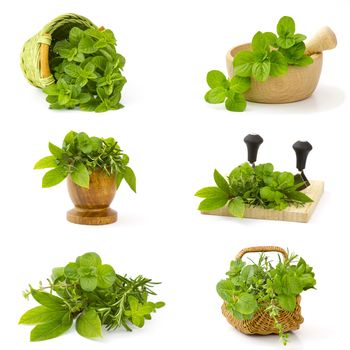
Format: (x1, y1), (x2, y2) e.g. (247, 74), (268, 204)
(235, 246), (288, 260)
(39, 26), (106, 79)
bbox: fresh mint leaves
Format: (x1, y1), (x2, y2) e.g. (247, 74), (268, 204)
(205, 16), (313, 112)
(43, 26), (126, 112)
(34, 131), (136, 191)
(19, 252), (165, 341)
(217, 251), (316, 345)
(195, 162), (313, 217)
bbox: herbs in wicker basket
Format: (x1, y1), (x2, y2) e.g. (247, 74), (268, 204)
(195, 162), (312, 217)
(34, 130), (136, 191)
(19, 252), (165, 341)
(44, 26), (126, 112)
(217, 252), (316, 345)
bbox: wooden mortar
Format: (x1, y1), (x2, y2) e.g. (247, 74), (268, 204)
(67, 169), (117, 225)
(226, 27), (337, 103)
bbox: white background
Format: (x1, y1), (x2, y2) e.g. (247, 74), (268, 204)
(0, 0), (349, 349)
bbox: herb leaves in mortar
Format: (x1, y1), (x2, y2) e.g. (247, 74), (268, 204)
(34, 131), (136, 191)
(19, 252), (165, 341)
(195, 163), (312, 217)
(205, 16), (313, 111)
(43, 26), (126, 112)
(217, 251), (316, 344)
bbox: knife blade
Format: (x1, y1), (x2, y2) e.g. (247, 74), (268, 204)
(292, 141), (313, 190)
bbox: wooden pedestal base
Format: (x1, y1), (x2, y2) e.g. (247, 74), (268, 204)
(201, 181), (324, 223)
(67, 207), (118, 225)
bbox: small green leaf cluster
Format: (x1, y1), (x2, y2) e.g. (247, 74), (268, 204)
(205, 16), (313, 112)
(34, 130), (136, 191)
(195, 163), (313, 217)
(217, 252), (316, 345)
(43, 26), (126, 112)
(19, 252), (165, 341)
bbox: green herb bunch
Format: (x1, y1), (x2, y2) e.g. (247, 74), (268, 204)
(195, 163), (312, 217)
(205, 16), (313, 112)
(34, 130), (136, 190)
(43, 26), (126, 112)
(19, 252), (165, 341)
(217, 252), (316, 345)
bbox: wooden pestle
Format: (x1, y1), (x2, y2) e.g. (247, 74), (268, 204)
(305, 26), (337, 56)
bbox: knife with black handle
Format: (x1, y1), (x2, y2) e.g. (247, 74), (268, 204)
(293, 141), (312, 190)
(244, 134), (264, 168)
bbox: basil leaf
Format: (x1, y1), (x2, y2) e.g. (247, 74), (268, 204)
(42, 166), (67, 188)
(235, 293), (258, 315)
(71, 162), (89, 188)
(19, 306), (67, 325)
(228, 197), (245, 218)
(76, 310), (102, 339)
(34, 156), (57, 169)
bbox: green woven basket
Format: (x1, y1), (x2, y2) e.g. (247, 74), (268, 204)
(20, 13), (97, 89)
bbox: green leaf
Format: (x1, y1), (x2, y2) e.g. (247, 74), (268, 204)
(277, 36), (295, 49)
(63, 130), (77, 147)
(64, 262), (79, 280)
(78, 37), (98, 54)
(206, 70), (227, 88)
(216, 280), (235, 302)
(204, 87), (226, 104)
(64, 64), (82, 78)
(251, 31), (268, 54)
(77, 132), (92, 153)
(77, 252), (102, 267)
(229, 76), (251, 93)
(198, 196), (228, 211)
(76, 310), (102, 339)
(214, 169), (231, 194)
(19, 306), (67, 325)
(233, 51), (255, 77)
(71, 162), (90, 188)
(283, 275), (303, 295)
(48, 142), (63, 158)
(30, 289), (66, 309)
(263, 32), (277, 47)
(269, 51), (288, 77)
(80, 276), (98, 292)
(69, 27), (84, 45)
(116, 172), (124, 189)
(228, 197), (245, 218)
(225, 91), (247, 112)
(235, 293), (258, 315)
(195, 186), (227, 198)
(294, 33), (307, 43)
(277, 294), (296, 312)
(42, 166), (67, 188)
(252, 61), (271, 82)
(97, 264), (116, 289)
(286, 191), (313, 203)
(293, 55), (313, 67)
(34, 156), (57, 169)
(240, 265), (256, 283)
(30, 313), (72, 341)
(51, 267), (64, 282)
(277, 16), (296, 37)
(124, 166), (137, 192)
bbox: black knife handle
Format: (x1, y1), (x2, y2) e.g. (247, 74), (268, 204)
(293, 141), (312, 171)
(244, 134), (264, 164)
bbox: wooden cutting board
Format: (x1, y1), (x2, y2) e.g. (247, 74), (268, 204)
(201, 181), (324, 223)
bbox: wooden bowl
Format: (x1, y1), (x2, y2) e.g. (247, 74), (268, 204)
(67, 169), (117, 225)
(226, 44), (323, 104)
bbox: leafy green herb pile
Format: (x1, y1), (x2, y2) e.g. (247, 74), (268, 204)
(205, 16), (313, 112)
(195, 163), (312, 217)
(34, 130), (136, 190)
(217, 252), (316, 345)
(19, 252), (165, 341)
(43, 26), (126, 112)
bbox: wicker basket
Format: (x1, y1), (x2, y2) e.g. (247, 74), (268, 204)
(221, 246), (304, 335)
(20, 13), (97, 89)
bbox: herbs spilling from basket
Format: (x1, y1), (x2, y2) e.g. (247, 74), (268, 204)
(34, 130), (136, 191)
(19, 252), (165, 341)
(195, 163), (312, 217)
(44, 26), (126, 112)
(205, 16), (313, 112)
(217, 252), (316, 345)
